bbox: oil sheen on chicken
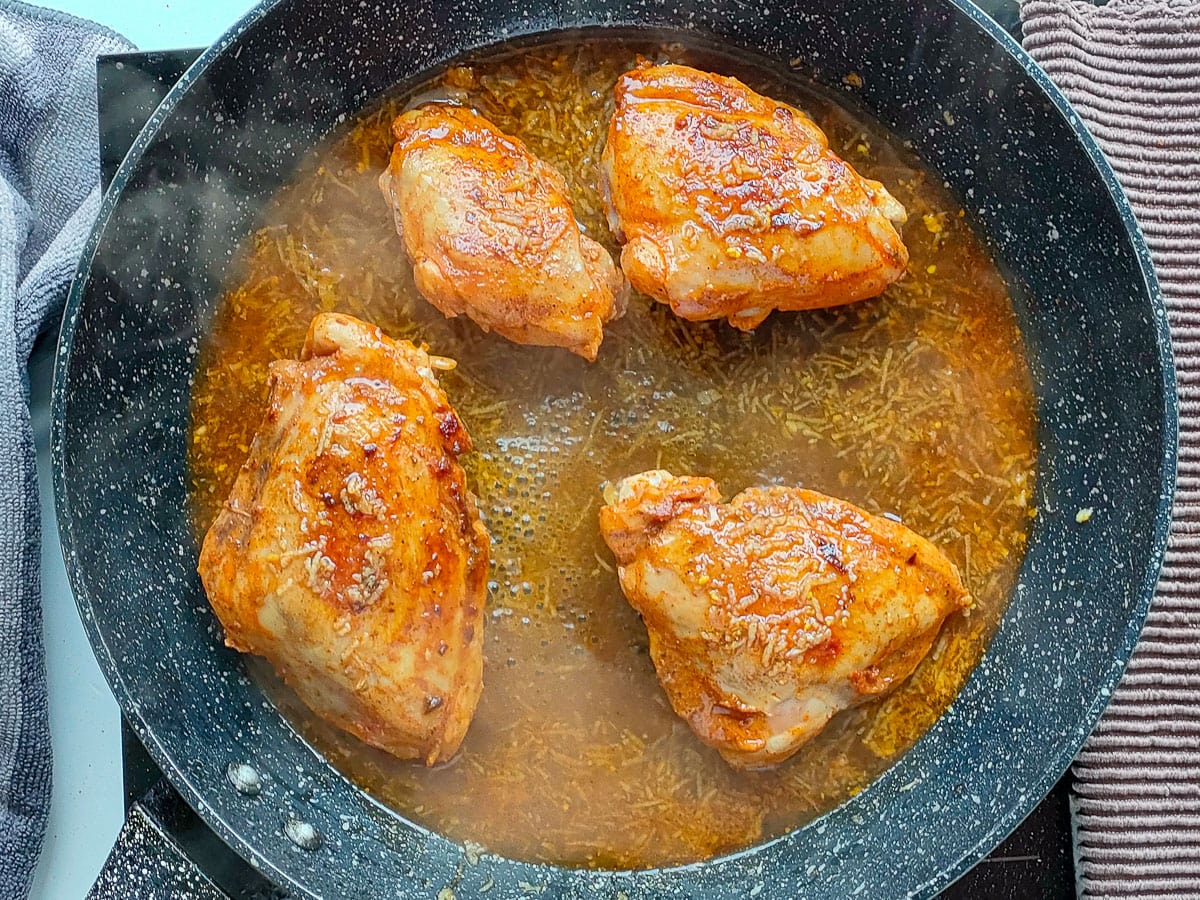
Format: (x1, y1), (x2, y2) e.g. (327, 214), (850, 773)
(198, 312), (490, 764)
(379, 104), (628, 361)
(599, 64), (909, 331)
(598, 470), (969, 769)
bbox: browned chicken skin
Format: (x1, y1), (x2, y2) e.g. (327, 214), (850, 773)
(599, 64), (909, 330)
(599, 471), (969, 769)
(198, 313), (490, 764)
(380, 104), (628, 360)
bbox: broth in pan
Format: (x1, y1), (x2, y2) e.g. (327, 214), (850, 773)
(190, 38), (1036, 868)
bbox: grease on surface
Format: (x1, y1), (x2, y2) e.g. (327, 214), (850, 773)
(190, 40), (1036, 869)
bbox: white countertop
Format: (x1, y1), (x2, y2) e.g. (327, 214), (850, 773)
(27, 337), (123, 899)
(31, 5), (255, 897)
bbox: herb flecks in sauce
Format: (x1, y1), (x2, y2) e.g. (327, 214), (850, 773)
(190, 40), (1035, 869)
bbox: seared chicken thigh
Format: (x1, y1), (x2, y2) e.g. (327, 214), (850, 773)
(380, 104), (628, 360)
(599, 64), (909, 330)
(598, 471), (969, 768)
(199, 313), (490, 764)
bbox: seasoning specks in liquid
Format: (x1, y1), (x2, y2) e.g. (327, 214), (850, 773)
(190, 39), (1036, 869)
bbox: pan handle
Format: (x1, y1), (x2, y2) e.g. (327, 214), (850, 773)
(87, 782), (226, 900)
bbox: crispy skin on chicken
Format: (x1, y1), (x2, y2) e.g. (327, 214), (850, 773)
(199, 313), (490, 764)
(599, 471), (969, 769)
(380, 104), (628, 360)
(599, 64), (908, 330)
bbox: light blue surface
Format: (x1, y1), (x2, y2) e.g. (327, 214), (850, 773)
(28, 4), (255, 897)
(39, 0), (255, 49)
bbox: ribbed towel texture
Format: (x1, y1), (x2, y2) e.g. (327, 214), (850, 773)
(1022, 1), (1200, 896)
(0, 2), (131, 896)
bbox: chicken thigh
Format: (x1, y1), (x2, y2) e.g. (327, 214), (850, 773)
(599, 64), (909, 330)
(380, 104), (628, 361)
(598, 471), (969, 768)
(199, 313), (490, 765)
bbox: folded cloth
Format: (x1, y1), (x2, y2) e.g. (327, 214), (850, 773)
(0, 2), (131, 895)
(1022, 1), (1200, 896)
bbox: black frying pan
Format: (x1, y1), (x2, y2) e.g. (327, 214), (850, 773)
(54, 0), (1175, 896)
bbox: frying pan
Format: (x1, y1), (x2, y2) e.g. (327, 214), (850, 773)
(53, 0), (1176, 896)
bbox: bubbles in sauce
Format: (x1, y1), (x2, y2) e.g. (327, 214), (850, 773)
(191, 39), (1036, 869)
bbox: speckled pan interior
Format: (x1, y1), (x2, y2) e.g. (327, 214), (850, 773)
(52, 0), (1175, 896)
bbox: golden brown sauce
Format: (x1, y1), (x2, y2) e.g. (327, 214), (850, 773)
(190, 39), (1036, 869)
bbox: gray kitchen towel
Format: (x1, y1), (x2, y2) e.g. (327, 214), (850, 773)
(1022, 1), (1200, 896)
(0, 1), (131, 896)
